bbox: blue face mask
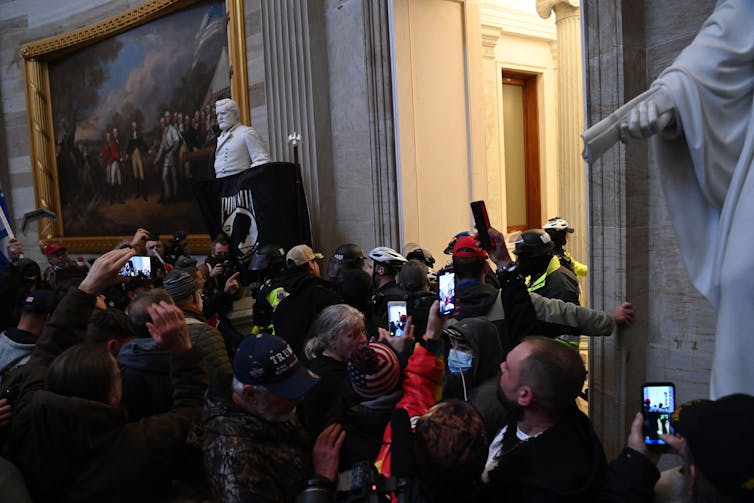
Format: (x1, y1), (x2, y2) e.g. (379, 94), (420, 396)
(448, 348), (473, 375)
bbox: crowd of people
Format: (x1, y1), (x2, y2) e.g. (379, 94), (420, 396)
(57, 105), (220, 211)
(0, 217), (751, 503)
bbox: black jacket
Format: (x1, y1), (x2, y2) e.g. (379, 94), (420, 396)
(374, 280), (406, 319)
(533, 265), (580, 306)
(456, 280), (499, 319)
(338, 391), (401, 470)
(117, 337), (173, 421)
(482, 405), (608, 502)
(273, 270), (339, 355)
(302, 355), (352, 437)
(600, 448), (660, 502)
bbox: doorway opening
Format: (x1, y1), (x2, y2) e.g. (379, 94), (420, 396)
(502, 70), (540, 233)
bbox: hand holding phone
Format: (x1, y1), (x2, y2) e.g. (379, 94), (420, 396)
(387, 301), (408, 337)
(119, 256), (153, 279)
(471, 200), (495, 251)
(642, 382), (675, 447)
(438, 271), (455, 317)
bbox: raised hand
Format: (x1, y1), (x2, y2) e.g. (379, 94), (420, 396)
(485, 227), (514, 268)
(424, 301), (444, 342)
(224, 271), (241, 294)
(79, 247), (135, 295)
(146, 301), (191, 353)
(378, 320), (415, 355)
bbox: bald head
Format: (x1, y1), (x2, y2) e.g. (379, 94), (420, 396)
(516, 337), (586, 417)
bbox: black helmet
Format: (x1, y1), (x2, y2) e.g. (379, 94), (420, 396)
(443, 231), (474, 255)
(330, 243), (366, 268)
(513, 229), (554, 258)
(249, 244), (286, 273)
(405, 247), (436, 268)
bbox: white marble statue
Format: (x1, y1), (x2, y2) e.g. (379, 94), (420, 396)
(214, 98), (271, 178)
(582, 0), (754, 398)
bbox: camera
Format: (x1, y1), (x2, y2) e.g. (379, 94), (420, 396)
(1, 384), (19, 404)
(297, 462), (407, 503)
(164, 230), (189, 265)
(209, 254), (236, 276)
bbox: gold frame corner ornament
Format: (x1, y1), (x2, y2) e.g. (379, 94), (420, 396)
(21, 0), (249, 254)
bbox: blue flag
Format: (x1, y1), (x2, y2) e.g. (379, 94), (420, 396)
(0, 188), (10, 264)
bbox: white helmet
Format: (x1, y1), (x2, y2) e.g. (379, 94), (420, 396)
(368, 246), (407, 268)
(544, 217), (574, 233)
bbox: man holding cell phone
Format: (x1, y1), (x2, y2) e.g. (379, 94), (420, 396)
(605, 393), (754, 503)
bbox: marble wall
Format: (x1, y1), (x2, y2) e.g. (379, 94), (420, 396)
(583, 0), (717, 457)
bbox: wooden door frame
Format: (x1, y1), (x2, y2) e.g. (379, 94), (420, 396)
(502, 70), (541, 232)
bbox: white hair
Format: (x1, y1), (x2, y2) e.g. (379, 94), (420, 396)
(215, 98), (240, 116)
(304, 304), (364, 360)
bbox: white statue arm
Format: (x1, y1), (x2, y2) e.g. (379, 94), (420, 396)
(581, 86), (680, 164)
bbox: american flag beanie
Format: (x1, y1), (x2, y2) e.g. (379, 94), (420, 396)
(347, 342), (401, 399)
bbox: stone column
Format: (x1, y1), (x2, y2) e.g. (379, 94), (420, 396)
(481, 26), (505, 226)
(362, 0), (400, 247)
(260, 0), (335, 247)
(536, 0), (587, 277)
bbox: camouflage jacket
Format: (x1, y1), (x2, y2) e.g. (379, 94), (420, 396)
(202, 394), (313, 502)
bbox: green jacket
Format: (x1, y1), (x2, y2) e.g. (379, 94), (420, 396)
(182, 308), (232, 394)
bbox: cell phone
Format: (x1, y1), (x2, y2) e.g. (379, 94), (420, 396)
(119, 256), (153, 279)
(387, 301), (408, 337)
(642, 382), (676, 446)
(471, 200), (495, 251)
(438, 271), (455, 317)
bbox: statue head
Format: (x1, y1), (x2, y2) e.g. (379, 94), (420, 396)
(216, 98), (241, 132)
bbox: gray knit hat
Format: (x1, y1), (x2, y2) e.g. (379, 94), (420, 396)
(163, 270), (197, 301)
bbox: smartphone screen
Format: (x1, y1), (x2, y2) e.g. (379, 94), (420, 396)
(642, 382), (675, 445)
(120, 256), (152, 278)
(438, 271), (455, 316)
(387, 301), (408, 337)
(471, 200), (495, 251)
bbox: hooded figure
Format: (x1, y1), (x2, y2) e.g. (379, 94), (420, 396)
(442, 318), (506, 438)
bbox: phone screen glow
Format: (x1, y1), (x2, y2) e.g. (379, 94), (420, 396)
(643, 384), (675, 445)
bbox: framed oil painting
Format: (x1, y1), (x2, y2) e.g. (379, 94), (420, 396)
(22, 0), (249, 253)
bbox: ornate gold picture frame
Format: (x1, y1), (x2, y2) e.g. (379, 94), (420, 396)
(22, 0), (248, 254)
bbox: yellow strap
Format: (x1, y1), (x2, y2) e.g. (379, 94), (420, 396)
(527, 256), (561, 292)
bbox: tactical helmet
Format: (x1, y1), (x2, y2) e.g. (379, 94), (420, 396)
(405, 246), (436, 268)
(368, 246), (407, 268)
(249, 244), (286, 273)
(513, 229), (554, 258)
(443, 231), (474, 255)
(330, 243), (366, 268)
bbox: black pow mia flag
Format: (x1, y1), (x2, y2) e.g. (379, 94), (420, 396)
(215, 162), (312, 267)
